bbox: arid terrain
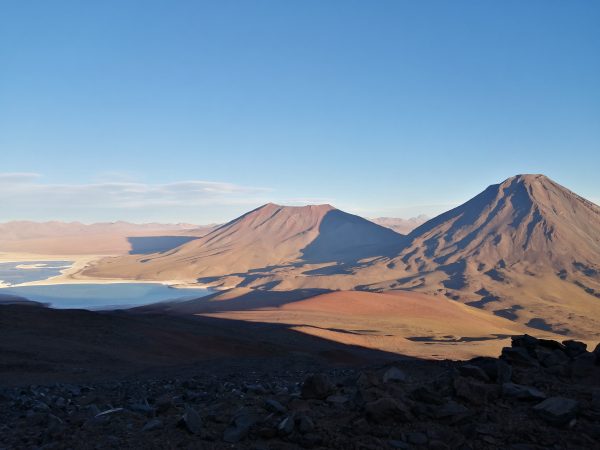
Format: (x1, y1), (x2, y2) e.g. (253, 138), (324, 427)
(1, 174), (599, 449)
(72, 175), (600, 343)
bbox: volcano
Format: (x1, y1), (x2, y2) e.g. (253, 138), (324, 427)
(359, 175), (600, 338)
(82, 203), (405, 283)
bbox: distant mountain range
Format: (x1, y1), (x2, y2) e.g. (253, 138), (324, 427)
(370, 215), (429, 234)
(0, 221), (215, 254)
(78, 174), (600, 339)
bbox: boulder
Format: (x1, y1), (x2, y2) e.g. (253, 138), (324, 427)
(570, 353), (596, 378)
(537, 339), (565, 351)
(264, 398), (287, 414)
(296, 414), (315, 434)
(382, 367), (407, 383)
(497, 360), (512, 383)
(511, 335), (539, 351)
(278, 415), (295, 435)
(223, 409), (260, 443)
(540, 349), (569, 368)
(533, 397), (578, 426)
(502, 383), (546, 401)
(301, 374), (334, 400)
(142, 418), (163, 432)
(501, 347), (538, 367)
(406, 431), (428, 445)
(153, 394), (174, 414)
(182, 405), (202, 435)
(466, 357), (498, 380)
(458, 364), (490, 382)
(562, 340), (587, 358)
(364, 397), (412, 423)
(453, 377), (499, 405)
(430, 400), (471, 423)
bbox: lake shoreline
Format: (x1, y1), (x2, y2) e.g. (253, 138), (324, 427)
(0, 252), (215, 290)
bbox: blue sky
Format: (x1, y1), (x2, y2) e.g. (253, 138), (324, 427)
(1, 1), (599, 223)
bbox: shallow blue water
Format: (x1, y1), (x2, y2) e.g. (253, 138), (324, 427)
(0, 261), (73, 286)
(1, 283), (212, 310)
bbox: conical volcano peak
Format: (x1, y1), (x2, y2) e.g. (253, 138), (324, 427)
(503, 173), (548, 184)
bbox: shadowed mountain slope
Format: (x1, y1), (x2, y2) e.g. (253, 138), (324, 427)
(82, 203), (406, 282)
(357, 174), (600, 338)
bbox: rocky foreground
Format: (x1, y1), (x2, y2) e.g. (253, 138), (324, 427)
(1, 336), (599, 450)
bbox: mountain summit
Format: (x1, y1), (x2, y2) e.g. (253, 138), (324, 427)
(405, 174), (600, 269)
(360, 174), (600, 338)
(83, 203), (405, 282)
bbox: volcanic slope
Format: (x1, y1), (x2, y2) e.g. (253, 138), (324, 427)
(82, 203), (405, 285)
(358, 174), (600, 338)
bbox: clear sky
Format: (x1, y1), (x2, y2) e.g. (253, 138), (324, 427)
(1, 1), (599, 223)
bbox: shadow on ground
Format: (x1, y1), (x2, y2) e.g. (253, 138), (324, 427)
(127, 236), (198, 255)
(0, 303), (409, 386)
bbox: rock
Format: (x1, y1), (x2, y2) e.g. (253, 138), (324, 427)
(511, 335), (539, 351)
(129, 402), (156, 417)
(95, 407), (124, 418)
(458, 364), (490, 382)
(182, 405), (202, 435)
(154, 394), (174, 413)
(278, 415), (294, 435)
(382, 367), (407, 383)
(356, 371), (381, 388)
(326, 394), (349, 405)
(502, 383), (546, 401)
(296, 414), (314, 434)
(33, 400), (50, 411)
(537, 339), (565, 351)
(562, 340), (587, 358)
(388, 440), (410, 449)
(430, 400), (471, 423)
(540, 349), (569, 368)
(501, 347), (538, 367)
(428, 440), (450, 450)
(364, 397), (412, 423)
(453, 377), (498, 406)
(264, 398), (286, 414)
(87, 404), (101, 417)
(497, 360), (512, 383)
(594, 343), (600, 363)
(468, 357), (511, 382)
(407, 431), (428, 445)
(592, 390), (600, 412)
(26, 410), (47, 426)
(533, 397), (578, 426)
(142, 418), (163, 432)
(223, 409), (260, 443)
(47, 413), (64, 435)
(301, 374), (334, 399)
(245, 384), (268, 395)
(410, 386), (444, 405)
(571, 353), (596, 378)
